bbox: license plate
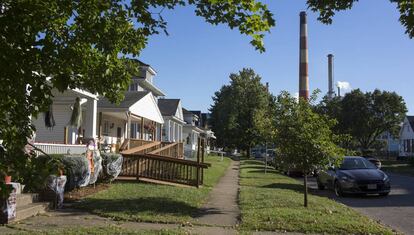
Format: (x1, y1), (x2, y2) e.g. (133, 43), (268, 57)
(367, 184), (377, 189)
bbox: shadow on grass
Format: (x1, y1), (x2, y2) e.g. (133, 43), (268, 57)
(241, 160), (263, 165)
(76, 197), (198, 217)
(261, 183), (304, 193)
(239, 165), (268, 170)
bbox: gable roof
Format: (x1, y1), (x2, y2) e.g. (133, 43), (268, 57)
(98, 91), (149, 108)
(182, 108), (193, 115)
(158, 99), (180, 116)
(407, 116), (414, 131)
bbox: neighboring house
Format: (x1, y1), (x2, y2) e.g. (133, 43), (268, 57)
(182, 108), (203, 158)
(97, 91), (164, 149)
(97, 60), (165, 151)
(182, 109), (216, 158)
(127, 60), (165, 98)
(377, 131), (399, 154)
(33, 59), (166, 154)
(399, 116), (414, 157)
(31, 88), (98, 154)
(157, 99), (185, 143)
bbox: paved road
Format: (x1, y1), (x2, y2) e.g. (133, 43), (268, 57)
(305, 173), (414, 234)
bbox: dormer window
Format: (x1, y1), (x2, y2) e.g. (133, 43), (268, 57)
(129, 82), (139, 92)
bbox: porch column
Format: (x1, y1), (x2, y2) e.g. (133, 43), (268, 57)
(84, 98), (97, 140)
(140, 117), (145, 140)
(127, 112), (131, 149)
(98, 112), (102, 148)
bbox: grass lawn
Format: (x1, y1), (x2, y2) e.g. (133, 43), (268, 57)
(239, 159), (396, 234)
(381, 160), (414, 177)
(75, 155), (231, 224)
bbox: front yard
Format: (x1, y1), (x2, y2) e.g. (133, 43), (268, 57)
(381, 159), (414, 176)
(239, 160), (395, 234)
(75, 155), (231, 224)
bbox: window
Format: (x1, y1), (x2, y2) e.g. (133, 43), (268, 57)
(103, 120), (110, 135)
(130, 123), (137, 139)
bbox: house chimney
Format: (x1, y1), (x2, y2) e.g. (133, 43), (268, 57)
(327, 54), (334, 99)
(299, 11), (309, 100)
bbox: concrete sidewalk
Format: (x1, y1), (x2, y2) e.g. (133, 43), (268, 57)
(195, 159), (240, 227)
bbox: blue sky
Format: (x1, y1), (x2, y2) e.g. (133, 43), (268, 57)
(140, 0), (414, 114)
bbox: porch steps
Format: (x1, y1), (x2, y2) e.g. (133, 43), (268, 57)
(12, 194), (50, 223)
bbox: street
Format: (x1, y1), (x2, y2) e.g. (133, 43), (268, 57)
(306, 173), (414, 234)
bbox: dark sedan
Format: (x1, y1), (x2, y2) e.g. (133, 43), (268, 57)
(317, 156), (391, 197)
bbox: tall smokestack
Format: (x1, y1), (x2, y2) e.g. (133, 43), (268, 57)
(299, 11), (309, 100)
(327, 54), (334, 99)
(337, 86), (341, 97)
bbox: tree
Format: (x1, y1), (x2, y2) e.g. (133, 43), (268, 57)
(275, 91), (345, 207)
(210, 68), (274, 157)
(316, 89), (407, 153)
(0, 1), (275, 186)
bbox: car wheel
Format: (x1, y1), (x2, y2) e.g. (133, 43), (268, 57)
(334, 181), (343, 197)
(379, 192), (389, 196)
(317, 179), (325, 190)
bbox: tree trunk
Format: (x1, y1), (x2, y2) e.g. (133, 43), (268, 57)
(304, 173), (308, 207)
(246, 146), (251, 158)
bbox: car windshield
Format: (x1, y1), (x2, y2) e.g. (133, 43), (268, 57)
(339, 158), (377, 170)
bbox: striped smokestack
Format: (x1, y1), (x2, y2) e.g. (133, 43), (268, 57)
(299, 11), (309, 100)
(327, 54), (334, 99)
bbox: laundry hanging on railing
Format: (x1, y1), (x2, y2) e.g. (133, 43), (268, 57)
(68, 97), (82, 128)
(44, 104), (56, 129)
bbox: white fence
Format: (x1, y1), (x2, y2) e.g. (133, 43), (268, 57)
(33, 143), (86, 155)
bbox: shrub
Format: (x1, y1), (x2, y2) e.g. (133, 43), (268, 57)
(20, 154), (64, 193)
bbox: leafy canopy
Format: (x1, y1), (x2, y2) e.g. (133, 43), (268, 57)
(209, 68), (274, 154)
(275, 91), (345, 175)
(316, 89), (407, 153)
(0, 0), (275, 183)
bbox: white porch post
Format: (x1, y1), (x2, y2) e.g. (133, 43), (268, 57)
(84, 98), (97, 140)
(127, 112), (131, 138)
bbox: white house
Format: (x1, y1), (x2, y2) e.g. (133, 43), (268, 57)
(97, 60), (166, 152)
(31, 88), (98, 154)
(32, 59), (166, 154)
(182, 108), (203, 158)
(97, 91), (164, 150)
(399, 116), (414, 157)
(157, 99), (185, 143)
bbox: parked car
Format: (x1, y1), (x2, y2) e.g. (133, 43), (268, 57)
(317, 156), (390, 197)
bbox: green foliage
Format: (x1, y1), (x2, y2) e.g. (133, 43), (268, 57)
(210, 68), (275, 155)
(316, 89), (407, 153)
(0, 0), (275, 194)
(19, 154), (65, 193)
(274, 91), (346, 175)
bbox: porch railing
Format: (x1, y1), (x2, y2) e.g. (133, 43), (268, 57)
(148, 142), (184, 159)
(33, 143), (86, 155)
(120, 153), (210, 187)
